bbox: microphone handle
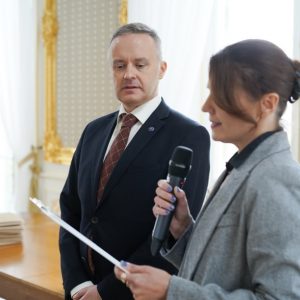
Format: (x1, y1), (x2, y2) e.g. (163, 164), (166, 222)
(151, 175), (184, 255)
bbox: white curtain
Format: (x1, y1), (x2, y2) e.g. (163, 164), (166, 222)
(0, 0), (37, 212)
(128, 0), (225, 122)
(128, 0), (296, 187)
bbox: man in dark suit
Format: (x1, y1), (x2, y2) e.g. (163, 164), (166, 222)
(59, 22), (210, 300)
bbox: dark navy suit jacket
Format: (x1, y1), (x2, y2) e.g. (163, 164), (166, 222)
(59, 100), (210, 300)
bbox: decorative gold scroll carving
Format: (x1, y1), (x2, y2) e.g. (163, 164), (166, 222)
(119, 0), (128, 25)
(42, 0), (75, 164)
(42, 0), (127, 165)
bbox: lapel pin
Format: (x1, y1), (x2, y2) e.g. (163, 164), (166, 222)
(148, 126), (155, 132)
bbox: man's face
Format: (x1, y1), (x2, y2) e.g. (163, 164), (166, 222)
(110, 33), (167, 112)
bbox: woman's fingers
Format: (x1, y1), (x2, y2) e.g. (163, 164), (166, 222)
(155, 186), (175, 203)
(157, 179), (171, 190)
(153, 195), (175, 217)
(155, 180), (176, 205)
(174, 187), (186, 205)
(153, 180), (178, 218)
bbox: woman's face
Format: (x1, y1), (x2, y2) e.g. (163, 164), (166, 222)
(202, 86), (263, 151)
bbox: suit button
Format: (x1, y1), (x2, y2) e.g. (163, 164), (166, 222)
(91, 216), (98, 224)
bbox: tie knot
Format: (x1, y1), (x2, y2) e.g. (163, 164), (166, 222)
(120, 113), (138, 128)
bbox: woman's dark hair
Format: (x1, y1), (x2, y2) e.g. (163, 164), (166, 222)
(209, 39), (300, 123)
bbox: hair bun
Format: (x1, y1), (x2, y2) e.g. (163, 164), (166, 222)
(289, 71), (300, 103)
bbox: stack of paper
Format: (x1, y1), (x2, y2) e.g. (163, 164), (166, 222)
(0, 213), (23, 246)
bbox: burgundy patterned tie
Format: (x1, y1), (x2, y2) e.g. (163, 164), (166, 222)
(97, 113), (138, 203)
(88, 114), (138, 274)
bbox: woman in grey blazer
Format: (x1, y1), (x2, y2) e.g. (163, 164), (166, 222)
(115, 39), (300, 300)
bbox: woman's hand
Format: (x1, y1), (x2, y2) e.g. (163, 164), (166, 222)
(153, 180), (193, 239)
(114, 262), (171, 300)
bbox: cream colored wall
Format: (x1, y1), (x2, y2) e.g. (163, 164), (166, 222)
(56, 0), (120, 148)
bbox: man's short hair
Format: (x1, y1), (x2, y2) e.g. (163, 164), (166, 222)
(110, 22), (162, 59)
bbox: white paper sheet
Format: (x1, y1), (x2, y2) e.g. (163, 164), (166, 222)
(30, 197), (128, 273)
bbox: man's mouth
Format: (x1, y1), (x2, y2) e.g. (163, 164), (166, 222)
(123, 85), (139, 89)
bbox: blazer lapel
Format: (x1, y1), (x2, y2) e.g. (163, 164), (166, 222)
(97, 101), (170, 207)
(180, 169), (249, 279)
(91, 113), (118, 208)
(200, 169), (228, 214)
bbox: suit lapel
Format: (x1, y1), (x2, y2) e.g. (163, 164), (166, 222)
(97, 101), (170, 208)
(91, 113), (118, 208)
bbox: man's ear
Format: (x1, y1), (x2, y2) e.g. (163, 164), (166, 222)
(260, 92), (279, 114)
(159, 61), (167, 79)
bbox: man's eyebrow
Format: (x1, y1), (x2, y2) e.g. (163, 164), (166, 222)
(113, 59), (125, 64)
(112, 58), (149, 65)
(135, 58), (148, 62)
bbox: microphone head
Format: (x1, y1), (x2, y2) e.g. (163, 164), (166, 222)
(168, 146), (193, 178)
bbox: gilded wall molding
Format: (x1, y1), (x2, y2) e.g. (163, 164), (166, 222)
(42, 0), (127, 165)
(42, 0), (74, 164)
(119, 0), (128, 25)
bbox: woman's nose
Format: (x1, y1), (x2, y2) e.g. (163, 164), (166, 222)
(201, 97), (210, 112)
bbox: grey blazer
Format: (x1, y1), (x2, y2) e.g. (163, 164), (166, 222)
(163, 131), (300, 299)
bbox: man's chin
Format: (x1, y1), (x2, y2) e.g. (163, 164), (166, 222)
(118, 96), (149, 110)
(119, 93), (145, 103)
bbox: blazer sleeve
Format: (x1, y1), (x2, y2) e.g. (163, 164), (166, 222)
(161, 222), (195, 269)
(97, 124), (210, 299)
(59, 127), (91, 295)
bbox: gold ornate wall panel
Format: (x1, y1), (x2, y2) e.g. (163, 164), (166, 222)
(42, 0), (127, 164)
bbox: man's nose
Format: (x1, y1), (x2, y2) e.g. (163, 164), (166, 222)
(123, 64), (136, 79)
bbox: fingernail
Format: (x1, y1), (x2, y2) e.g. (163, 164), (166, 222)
(171, 195), (176, 203)
(168, 204), (175, 211)
(176, 187), (182, 193)
(167, 185), (172, 192)
(120, 260), (127, 267)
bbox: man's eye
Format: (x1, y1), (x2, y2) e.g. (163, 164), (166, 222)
(136, 64), (145, 69)
(114, 64), (125, 70)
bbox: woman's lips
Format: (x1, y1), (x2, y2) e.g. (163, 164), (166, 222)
(211, 121), (221, 129)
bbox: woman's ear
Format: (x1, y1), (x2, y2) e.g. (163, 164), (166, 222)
(260, 93), (279, 114)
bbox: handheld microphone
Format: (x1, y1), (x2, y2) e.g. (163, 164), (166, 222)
(151, 145), (193, 256)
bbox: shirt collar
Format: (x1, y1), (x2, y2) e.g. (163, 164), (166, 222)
(118, 95), (162, 124)
(226, 129), (281, 172)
